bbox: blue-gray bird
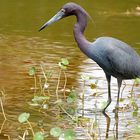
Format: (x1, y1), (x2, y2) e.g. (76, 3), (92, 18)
(39, 2), (140, 111)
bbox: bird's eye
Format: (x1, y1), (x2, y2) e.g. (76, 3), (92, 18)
(61, 9), (65, 13)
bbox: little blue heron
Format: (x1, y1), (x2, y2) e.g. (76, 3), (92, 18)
(39, 2), (140, 111)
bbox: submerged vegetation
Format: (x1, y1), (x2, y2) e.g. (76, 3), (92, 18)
(0, 58), (140, 140)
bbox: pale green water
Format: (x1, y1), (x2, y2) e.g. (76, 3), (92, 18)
(0, 0), (140, 139)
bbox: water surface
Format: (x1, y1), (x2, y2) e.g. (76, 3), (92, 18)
(0, 0), (140, 139)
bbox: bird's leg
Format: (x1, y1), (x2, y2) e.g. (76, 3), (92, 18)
(116, 78), (122, 109)
(103, 74), (111, 112)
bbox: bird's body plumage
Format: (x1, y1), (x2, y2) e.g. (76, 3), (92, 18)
(88, 37), (140, 79)
(39, 2), (140, 111)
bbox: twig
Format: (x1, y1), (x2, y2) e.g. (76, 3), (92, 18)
(39, 77), (44, 95)
(40, 64), (53, 96)
(22, 129), (28, 140)
(18, 129), (28, 140)
(56, 69), (61, 100)
(0, 90), (5, 100)
(40, 64), (47, 96)
(27, 121), (34, 136)
(40, 64), (47, 82)
(82, 80), (85, 116)
(0, 119), (6, 133)
(86, 131), (93, 140)
(4, 134), (11, 140)
(0, 91), (7, 120)
(63, 70), (67, 99)
(59, 105), (73, 120)
(34, 74), (37, 96)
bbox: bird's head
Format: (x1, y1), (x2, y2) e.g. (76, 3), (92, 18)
(39, 2), (89, 31)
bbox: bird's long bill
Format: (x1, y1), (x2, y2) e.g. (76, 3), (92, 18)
(39, 10), (65, 31)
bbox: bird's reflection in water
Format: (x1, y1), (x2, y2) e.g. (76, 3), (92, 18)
(114, 110), (119, 139)
(102, 111), (111, 138)
(102, 110), (119, 140)
(77, 107), (120, 139)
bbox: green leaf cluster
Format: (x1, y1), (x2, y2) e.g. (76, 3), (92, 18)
(81, 74), (90, 81)
(32, 96), (50, 103)
(134, 78), (140, 85)
(50, 127), (62, 137)
(67, 90), (77, 103)
(29, 67), (36, 76)
(50, 127), (76, 140)
(18, 112), (30, 123)
(59, 58), (69, 70)
(63, 129), (76, 140)
(33, 132), (44, 140)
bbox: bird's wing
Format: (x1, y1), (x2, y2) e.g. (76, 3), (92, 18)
(106, 38), (140, 78)
(99, 37), (138, 56)
(91, 37), (140, 78)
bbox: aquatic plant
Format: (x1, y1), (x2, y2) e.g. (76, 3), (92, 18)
(16, 59), (140, 139)
(0, 58), (140, 140)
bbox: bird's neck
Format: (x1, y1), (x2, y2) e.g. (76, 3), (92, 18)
(73, 10), (90, 53)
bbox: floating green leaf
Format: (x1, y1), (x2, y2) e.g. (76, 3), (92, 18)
(131, 100), (138, 111)
(58, 62), (67, 70)
(18, 112), (30, 123)
(81, 74), (90, 81)
(67, 90), (77, 103)
(90, 83), (97, 89)
(67, 108), (75, 115)
(119, 98), (125, 102)
(50, 127), (62, 137)
(99, 101), (107, 110)
(33, 132), (44, 140)
(29, 67), (36, 76)
(133, 125), (140, 134)
(61, 58), (69, 66)
(67, 97), (74, 103)
(64, 129), (76, 140)
(58, 58), (69, 70)
(69, 90), (77, 99)
(32, 96), (50, 102)
(135, 78), (140, 85)
(132, 111), (138, 117)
